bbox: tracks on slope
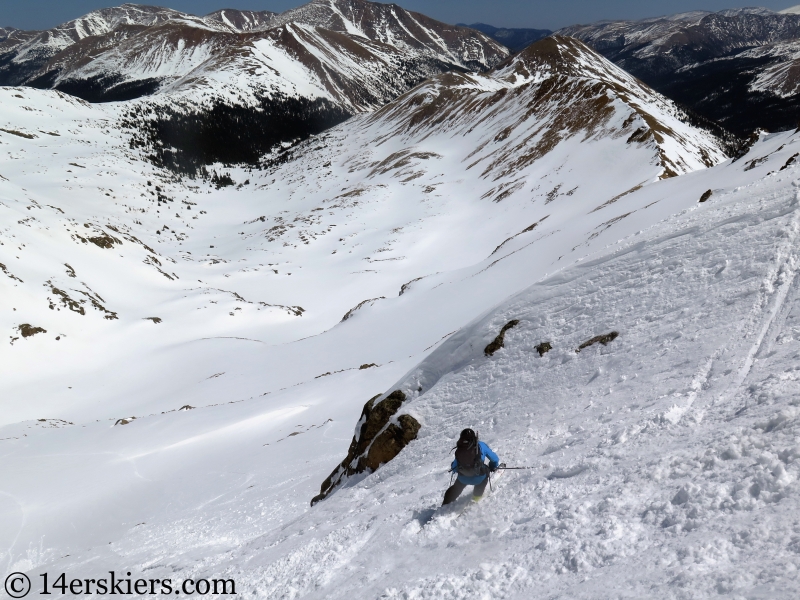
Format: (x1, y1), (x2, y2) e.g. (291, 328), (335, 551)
(683, 187), (800, 422)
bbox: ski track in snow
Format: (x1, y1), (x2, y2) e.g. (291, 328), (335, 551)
(2, 75), (800, 598)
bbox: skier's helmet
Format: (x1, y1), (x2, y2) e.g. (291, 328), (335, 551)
(457, 428), (477, 449)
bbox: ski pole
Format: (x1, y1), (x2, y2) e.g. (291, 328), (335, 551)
(496, 466), (537, 470)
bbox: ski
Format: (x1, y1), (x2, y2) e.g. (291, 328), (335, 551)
(456, 464), (506, 519)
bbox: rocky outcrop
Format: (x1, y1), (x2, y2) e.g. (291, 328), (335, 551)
(18, 324), (46, 337)
(484, 320), (520, 356)
(576, 331), (619, 352)
(311, 389), (420, 505)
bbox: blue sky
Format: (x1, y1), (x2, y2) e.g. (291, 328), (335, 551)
(0, 1), (797, 31)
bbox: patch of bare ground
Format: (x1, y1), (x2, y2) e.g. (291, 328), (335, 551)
(46, 282), (117, 319)
(18, 324), (46, 338)
(0, 127), (36, 139)
(491, 216), (549, 255)
(0, 263), (23, 283)
(367, 149), (441, 178)
(587, 211), (634, 243)
(76, 289), (117, 320)
(780, 153), (799, 171)
(399, 276), (424, 296)
(342, 297), (385, 321)
(590, 183), (646, 213)
(48, 284), (85, 315)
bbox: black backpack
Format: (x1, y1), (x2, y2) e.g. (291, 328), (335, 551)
(454, 429), (485, 477)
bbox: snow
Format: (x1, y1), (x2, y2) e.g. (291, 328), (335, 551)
(2, 35), (800, 599)
(745, 42), (800, 98)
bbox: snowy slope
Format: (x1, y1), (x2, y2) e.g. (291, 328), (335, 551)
(2, 31), (798, 600)
(2, 93), (800, 597)
(204, 9), (277, 32)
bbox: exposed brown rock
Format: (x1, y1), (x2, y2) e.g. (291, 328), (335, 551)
(0, 263), (23, 283)
(576, 331), (619, 353)
(535, 341), (553, 356)
(484, 319), (520, 356)
(361, 415), (421, 471)
(780, 153), (798, 171)
(312, 389), (420, 505)
(341, 296), (385, 321)
(18, 324), (46, 338)
(87, 233), (120, 249)
(49, 285), (85, 314)
(699, 189), (713, 203)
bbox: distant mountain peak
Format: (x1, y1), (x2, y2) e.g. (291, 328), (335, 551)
(373, 34), (727, 186)
(496, 35), (627, 83)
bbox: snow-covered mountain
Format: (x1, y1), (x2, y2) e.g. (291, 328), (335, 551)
(560, 8), (800, 135)
(0, 4), (198, 84)
(0, 0), (507, 105)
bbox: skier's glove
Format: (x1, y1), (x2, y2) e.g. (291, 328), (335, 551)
(489, 462), (498, 472)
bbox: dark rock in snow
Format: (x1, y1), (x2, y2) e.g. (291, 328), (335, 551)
(312, 389), (420, 505)
(699, 190), (713, 203)
(535, 341), (553, 356)
(18, 324), (46, 337)
(484, 319), (520, 356)
(576, 331), (619, 353)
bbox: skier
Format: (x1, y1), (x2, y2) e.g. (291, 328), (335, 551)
(442, 428), (500, 505)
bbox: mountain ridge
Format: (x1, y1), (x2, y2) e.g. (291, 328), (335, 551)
(0, 1), (508, 103)
(559, 8), (800, 134)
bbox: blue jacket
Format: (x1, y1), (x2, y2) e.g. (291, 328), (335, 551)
(451, 440), (499, 485)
